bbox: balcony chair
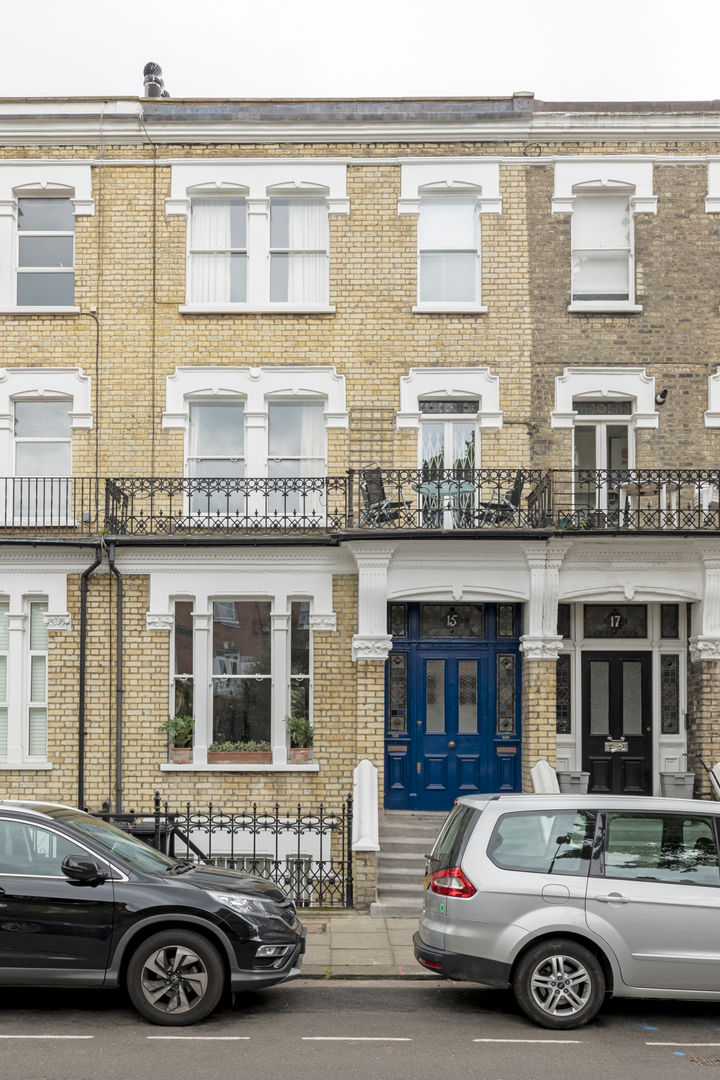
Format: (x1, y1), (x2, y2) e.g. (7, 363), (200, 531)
(477, 470), (525, 527)
(357, 465), (409, 527)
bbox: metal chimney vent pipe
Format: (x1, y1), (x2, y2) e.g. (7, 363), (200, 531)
(143, 62), (169, 98)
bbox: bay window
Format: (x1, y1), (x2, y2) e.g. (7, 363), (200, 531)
(212, 601), (272, 746)
(0, 603), (7, 756)
(28, 601), (48, 757)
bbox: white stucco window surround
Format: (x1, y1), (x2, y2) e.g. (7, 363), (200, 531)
(550, 367), (658, 429)
(397, 366), (502, 430)
(0, 367), (93, 469)
(0, 163), (94, 313)
(704, 367), (720, 426)
(552, 161), (656, 314)
(705, 163), (720, 213)
(166, 161), (348, 313)
(398, 162), (501, 313)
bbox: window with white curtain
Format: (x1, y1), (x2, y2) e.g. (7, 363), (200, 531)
(268, 400), (326, 518)
(187, 401), (245, 515)
(270, 198), (329, 304)
(418, 196), (479, 304)
(571, 194), (632, 303)
(28, 601), (48, 757)
(189, 198), (247, 304)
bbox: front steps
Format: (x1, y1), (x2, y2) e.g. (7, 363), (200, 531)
(369, 811), (447, 918)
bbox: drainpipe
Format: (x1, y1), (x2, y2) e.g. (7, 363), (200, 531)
(79, 543), (103, 809)
(108, 541), (124, 813)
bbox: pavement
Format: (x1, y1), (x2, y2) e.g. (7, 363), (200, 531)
(299, 910), (433, 979)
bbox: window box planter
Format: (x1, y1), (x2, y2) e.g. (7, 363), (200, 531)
(208, 750), (272, 765)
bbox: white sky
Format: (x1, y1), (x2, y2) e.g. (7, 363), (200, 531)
(5, 0), (720, 102)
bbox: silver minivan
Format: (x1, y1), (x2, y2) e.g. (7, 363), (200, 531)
(414, 794), (720, 1029)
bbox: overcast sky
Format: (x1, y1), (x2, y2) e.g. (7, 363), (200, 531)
(4, 0), (720, 103)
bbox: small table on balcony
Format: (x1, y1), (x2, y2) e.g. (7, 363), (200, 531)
(413, 479), (476, 529)
(617, 476), (679, 528)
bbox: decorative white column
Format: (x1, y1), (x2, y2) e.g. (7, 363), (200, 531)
(271, 612), (290, 763)
(519, 542), (570, 661)
(192, 611), (212, 764)
(347, 543), (396, 661)
(689, 552), (720, 661)
(5, 613), (26, 763)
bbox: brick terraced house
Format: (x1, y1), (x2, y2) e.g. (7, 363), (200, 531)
(2, 81), (720, 906)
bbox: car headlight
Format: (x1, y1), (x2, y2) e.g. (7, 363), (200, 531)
(207, 891), (283, 919)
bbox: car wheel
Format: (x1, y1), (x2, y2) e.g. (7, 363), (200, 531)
(513, 938), (605, 1030)
(126, 930), (225, 1026)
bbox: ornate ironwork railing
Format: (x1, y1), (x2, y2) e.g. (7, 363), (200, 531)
(0, 470), (719, 537)
(548, 468), (720, 532)
(99, 792), (353, 908)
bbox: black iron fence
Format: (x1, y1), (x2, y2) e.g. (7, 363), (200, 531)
(1, 469), (719, 537)
(99, 792), (353, 909)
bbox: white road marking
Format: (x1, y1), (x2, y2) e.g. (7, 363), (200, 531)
(147, 1036), (251, 1040)
(473, 1038), (583, 1044)
(647, 1042), (720, 1047)
(302, 1037), (412, 1042)
(0, 1035), (94, 1040)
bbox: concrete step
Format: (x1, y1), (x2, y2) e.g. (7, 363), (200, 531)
(370, 900), (423, 919)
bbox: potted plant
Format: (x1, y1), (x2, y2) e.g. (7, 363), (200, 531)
(160, 714), (194, 764)
(208, 739), (272, 764)
(284, 715), (313, 763)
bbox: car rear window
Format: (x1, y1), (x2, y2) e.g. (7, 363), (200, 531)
(429, 804), (480, 870)
(487, 809), (596, 875)
(603, 812), (720, 887)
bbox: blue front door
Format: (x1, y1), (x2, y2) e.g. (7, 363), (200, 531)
(385, 603), (521, 811)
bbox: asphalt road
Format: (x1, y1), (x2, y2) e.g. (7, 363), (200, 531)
(1, 979), (720, 1080)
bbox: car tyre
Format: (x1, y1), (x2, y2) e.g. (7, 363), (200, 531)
(127, 929), (225, 1026)
(513, 938), (605, 1030)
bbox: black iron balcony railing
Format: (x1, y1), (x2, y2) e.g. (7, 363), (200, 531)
(0, 470), (718, 538)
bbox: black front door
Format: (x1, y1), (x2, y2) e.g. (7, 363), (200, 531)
(581, 651), (652, 794)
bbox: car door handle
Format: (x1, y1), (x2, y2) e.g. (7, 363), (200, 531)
(593, 892), (630, 904)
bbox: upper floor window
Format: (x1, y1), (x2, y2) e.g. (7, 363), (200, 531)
(552, 161), (656, 314)
(187, 401), (244, 514)
(269, 198), (329, 304)
(189, 198), (247, 305)
(167, 162), (348, 314)
(571, 193), (632, 305)
(17, 198), (74, 308)
(418, 196), (479, 305)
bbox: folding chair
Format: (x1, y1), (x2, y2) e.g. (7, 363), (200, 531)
(478, 470), (525, 526)
(357, 465), (408, 527)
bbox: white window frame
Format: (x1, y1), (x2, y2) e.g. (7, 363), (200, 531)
(0, 581), (70, 770)
(397, 366), (502, 432)
(187, 194), (249, 306)
(27, 600), (48, 759)
(0, 164), (93, 313)
(167, 162), (348, 314)
(552, 161), (657, 314)
(398, 162), (501, 314)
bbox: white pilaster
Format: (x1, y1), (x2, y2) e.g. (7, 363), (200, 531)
(6, 613), (26, 763)
(192, 611), (212, 763)
(689, 552), (720, 661)
(347, 543), (396, 661)
(519, 542), (570, 661)
(271, 612), (291, 763)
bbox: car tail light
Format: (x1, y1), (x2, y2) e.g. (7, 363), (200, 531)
(429, 866), (476, 898)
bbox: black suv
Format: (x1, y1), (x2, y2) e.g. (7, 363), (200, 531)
(0, 800), (305, 1025)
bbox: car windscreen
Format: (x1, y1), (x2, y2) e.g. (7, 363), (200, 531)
(54, 811), (177, 873)
(428, 804), (480, 871)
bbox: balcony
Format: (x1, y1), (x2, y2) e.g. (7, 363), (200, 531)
(0, 470), (717, 540)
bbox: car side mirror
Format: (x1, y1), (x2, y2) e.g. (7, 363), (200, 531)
(61, 855), (108, 885)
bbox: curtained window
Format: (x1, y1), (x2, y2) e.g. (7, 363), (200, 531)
(270, 198), (329, 303)
(189, 198), (247, 304)
(571, 194), (631, 302)
(418, 196), (478, 303)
